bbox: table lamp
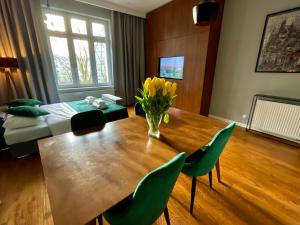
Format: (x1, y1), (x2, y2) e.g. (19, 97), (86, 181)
(0, 57), (19, 100)
(0, 57), (18, 68)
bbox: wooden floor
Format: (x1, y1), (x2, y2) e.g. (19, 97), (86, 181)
(0, 109), (299, 225)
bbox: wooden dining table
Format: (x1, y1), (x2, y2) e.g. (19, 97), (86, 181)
(38, 107), (227, 225)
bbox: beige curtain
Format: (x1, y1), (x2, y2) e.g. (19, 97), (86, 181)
(112, 11), (145, 105)
(0, 1), (26, 103)
(0, 0), (59, 105)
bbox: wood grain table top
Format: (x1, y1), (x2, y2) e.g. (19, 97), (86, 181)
(38, 108), (227, 225)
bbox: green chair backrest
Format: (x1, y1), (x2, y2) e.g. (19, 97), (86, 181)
(71, 110), (107, 132)
(183, 122), (236, 176)
(106, 152), (186, 225)
(134, 102), (145, 116)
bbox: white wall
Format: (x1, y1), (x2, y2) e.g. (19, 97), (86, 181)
(210, 0), (300, 124)
(59, 88), (115, 101)
(40, 0), (111, 19)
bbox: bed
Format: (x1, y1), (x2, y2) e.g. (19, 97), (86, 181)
(4, 120), (51, 146)
(3, 99), (128, 157)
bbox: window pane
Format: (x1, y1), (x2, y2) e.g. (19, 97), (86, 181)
(71, 18), (87, 35)
(74, 39), (92, 84)
(92, 22), (105, 37)
(49, 37), (73, 86)
(45, 14), (65, 32)
(94, 42), (109, 83)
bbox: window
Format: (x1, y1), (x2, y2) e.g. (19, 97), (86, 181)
(43, 9), (112, 89)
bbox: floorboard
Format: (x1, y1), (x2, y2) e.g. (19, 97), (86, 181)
(0, 109), (299, 225)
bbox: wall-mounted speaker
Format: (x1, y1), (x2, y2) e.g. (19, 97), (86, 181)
(193, 0), (219, 26)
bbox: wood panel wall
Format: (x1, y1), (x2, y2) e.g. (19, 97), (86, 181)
(145, 0), (224, 115)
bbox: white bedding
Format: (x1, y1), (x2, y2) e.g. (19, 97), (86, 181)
(4, 120), (51, 145)
(4, 102), (77, 145)
(41, 103), (77, 136)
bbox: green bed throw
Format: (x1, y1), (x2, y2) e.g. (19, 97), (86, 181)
(67, 99), (128, 123)
(67, 99), (125, 114)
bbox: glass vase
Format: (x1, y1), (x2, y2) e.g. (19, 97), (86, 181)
(146, 113), (163, 138)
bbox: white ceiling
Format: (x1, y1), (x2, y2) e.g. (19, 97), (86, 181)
(75, 0), (172, 18)
(103, 0), (172, 14)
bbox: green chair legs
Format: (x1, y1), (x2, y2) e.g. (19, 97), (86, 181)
(164, 207), (171, 225)
(189, 159), (221, 215)
(98, 215), (103, 225)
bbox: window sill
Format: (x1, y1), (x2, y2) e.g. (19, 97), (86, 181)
(58, 86), (114, 93)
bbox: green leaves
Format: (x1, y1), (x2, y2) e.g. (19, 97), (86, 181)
(135, 96), (143, 103)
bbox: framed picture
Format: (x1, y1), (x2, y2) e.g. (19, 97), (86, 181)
(256, 7), (300, 73)
(159, 56), (184, 80)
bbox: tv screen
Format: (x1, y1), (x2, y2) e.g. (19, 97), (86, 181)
(159, 56), (184, 80)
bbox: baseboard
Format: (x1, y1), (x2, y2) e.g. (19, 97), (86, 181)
(208, 114), (247, 128)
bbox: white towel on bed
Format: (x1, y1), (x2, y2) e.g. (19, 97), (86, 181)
(41, 103), (77, 136)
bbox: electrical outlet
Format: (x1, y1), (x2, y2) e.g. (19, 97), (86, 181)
(242, 114), (248, 119)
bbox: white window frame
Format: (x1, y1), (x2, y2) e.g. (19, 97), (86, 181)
(42, 7), (114, 91)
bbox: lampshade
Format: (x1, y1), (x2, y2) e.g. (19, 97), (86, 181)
(193, 0), (219, 26)
(0, 57), (19, 68)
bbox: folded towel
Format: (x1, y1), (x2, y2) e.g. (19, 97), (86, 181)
(93, 99), (108, 109)
(85, 96), (96, 104)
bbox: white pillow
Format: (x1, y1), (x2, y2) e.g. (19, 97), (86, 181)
(3, 115), (45, 129)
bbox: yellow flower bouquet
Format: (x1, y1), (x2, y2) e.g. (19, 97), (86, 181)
(135, 77), (177, 138)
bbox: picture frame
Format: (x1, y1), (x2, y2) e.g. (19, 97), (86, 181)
(159, 56), (185, 80)
(255, 7), (300, 73)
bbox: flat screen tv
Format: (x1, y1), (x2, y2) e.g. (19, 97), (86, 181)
(159, 56), (184, 80)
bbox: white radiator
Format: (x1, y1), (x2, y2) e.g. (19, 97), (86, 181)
(251, 99), (300, 143)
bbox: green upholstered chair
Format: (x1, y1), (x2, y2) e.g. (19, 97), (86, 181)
(134, 102), (145, 116)
(182, 122), (236, 214)
(70, 110), (107, 132)
(98, 152), (186, 225)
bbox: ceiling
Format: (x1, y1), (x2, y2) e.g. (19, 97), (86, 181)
(103, 0), (172, 14)
(75, 0), (172, 18)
